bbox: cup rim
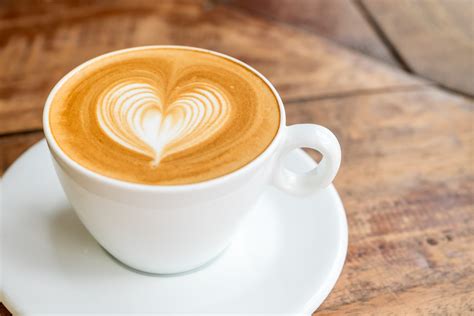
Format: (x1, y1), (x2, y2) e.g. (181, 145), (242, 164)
(43, 45), (286, 192)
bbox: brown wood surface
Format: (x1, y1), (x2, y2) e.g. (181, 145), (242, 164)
(285, 88), (474, 314)
(0, 131), (43, 173)
(0, 0), (424, 171)
(362, 0), (474, 96)
(1, 0), (474, 314)
(231, 0), (399, 66)
(0, 0), (423, 136)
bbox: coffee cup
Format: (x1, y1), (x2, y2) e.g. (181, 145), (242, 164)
(43, 46), (341, 274)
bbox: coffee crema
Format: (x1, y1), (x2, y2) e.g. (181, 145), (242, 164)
(49, 47), (280, 185)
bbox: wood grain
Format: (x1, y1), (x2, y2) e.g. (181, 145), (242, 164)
(362, 0), (474, 96)
(0, 131), (44, 174)
(231, 0), (399, 66)
(0, 0), (425, 135)
(283, 88), (474, 314)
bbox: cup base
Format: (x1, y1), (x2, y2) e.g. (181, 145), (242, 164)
(101, 243), (232, 275)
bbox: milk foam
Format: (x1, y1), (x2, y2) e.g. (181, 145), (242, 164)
(97, 79), (230, 166)
(49, 47), (280, 184)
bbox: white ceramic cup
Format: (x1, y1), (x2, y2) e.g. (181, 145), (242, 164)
(43, 46), (341, 274)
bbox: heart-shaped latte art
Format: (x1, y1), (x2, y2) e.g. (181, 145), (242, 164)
(97, 80), (230, 165)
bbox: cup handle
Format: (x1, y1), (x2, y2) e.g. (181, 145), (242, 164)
(272, 124), (341, 196)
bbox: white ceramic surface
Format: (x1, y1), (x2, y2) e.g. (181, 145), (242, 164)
(42, 46), (342, 274)
(1, 140), (347, 315)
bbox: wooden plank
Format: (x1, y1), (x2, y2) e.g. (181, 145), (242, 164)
(362, 0), (474, 96)
(0, 131), (44, 175)
(231, 0), (400, 66)
(283, 88), (474, 314)
(0, 0), (425, 135)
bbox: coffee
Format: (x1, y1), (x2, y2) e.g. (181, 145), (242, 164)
(49, 47), (280, 185)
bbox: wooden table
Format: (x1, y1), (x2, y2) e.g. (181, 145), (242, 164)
(1, 0), (473, 314)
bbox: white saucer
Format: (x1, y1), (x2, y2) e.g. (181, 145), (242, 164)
(1, 140), (347, 315)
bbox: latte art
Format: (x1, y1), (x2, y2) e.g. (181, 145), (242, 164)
(49, 47), (280, 184)
(97, 80), (230, 165)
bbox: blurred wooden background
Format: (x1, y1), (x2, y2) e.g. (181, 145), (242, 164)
(1, 0), (473, 171)
(1, 0), (473, 314)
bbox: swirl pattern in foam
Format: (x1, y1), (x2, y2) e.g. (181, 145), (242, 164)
(97, 80), (230, 166)
(49, 47), (280, 185)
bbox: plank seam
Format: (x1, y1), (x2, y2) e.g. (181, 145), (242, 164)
(354, 0), (412, 73)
